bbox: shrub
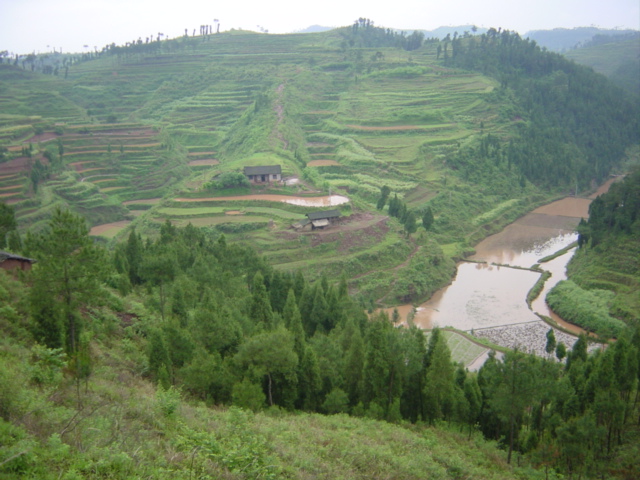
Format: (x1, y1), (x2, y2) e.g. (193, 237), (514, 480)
(155, 385), (181, 417)
(546, 280), (626, 338)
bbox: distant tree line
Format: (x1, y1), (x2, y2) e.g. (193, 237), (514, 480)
(340, 18), (432, 52)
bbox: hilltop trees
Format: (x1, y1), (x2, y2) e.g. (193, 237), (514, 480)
(345, 18), (425, 51)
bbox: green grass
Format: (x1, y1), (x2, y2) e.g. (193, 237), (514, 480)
(440, 330), (489, 366)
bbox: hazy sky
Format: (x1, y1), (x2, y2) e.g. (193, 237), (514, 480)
(1, 0), (639, 54)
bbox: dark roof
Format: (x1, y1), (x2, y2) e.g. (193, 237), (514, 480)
(306, 209), (341, 221)
(243, 165), (282, 176)
(0, 251), (36, 263)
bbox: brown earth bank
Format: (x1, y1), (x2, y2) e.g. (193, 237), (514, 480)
(26, 132), (59, 143)
(280, 213), (389, 253)
(0, 155), (48, 175)
(65, 128), (156, 137)
(123, 198), (161, 205)
(188, 159), (220, 166)
(89, 220), (131, 236)
(188, 151), (217, 156)
(345, 124), (426, 131)
(307, 160), (340, 166)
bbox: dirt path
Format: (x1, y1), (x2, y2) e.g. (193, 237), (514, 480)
(273, 83), (288, 150)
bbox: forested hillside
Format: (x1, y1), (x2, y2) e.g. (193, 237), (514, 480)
(2, 205), (640, 478)
(563, 33), (640, 97)
(1, 21), (640, 479)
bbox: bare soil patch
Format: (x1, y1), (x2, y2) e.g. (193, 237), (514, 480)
(306, 213), (389, 252)
(123, 198), (161, 205)
(225, 210), (244, 215)
(307, 160), (340, 167)
(0, 155), (48, 175)
(29, 132), (59, 143)
(65, 150), (110, 156)
(188, 151), (217, 156)
(89, 220), (131, 237)
(345, 124), (423, 131)
(67, 128), (156, 137)
(188, 159), (219, 166)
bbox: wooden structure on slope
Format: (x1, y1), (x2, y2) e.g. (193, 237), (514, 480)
(306, 209), (341, 229)
(0, 251), (35, 271)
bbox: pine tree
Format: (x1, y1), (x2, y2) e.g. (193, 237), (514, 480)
(545, 328), (557, 355)
(344, 323), (365, 406)
(422, 207), (434, 231)
(24, 207), (108, 354)
(423, 329), (455, 424)
(249, 271), (273, 327)
(148, 329), (173, 389)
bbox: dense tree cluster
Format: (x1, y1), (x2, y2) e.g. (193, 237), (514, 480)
(341, 18), (427, 52)
(578, 168), (640, 248)
(446, 29), (639, 189)
(0, 209), (637, 478)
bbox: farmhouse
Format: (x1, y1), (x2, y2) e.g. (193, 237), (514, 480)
(0, 251), (35, 271)
(243, 165), (282, 184)
(306, 209), (341, 229)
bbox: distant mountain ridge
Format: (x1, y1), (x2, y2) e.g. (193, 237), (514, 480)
(524, 27), (639, 52)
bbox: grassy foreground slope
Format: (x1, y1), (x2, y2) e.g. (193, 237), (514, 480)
(0, 260), (546, 480)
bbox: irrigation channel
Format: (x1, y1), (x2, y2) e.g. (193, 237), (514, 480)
(396, 179), (620, 360)
(175, 194), (349, 207)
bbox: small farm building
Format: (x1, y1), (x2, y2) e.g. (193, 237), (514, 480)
(243, 165), (282, 184)
(0, 251), (35, 271)
(306, 210), (341, 229)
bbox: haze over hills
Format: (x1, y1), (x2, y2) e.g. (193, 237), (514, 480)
(524, 27), (639, 52)
(563, 32), (640, 96)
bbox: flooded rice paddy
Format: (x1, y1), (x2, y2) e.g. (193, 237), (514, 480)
(175, 194), (349, 207)
(399, 178), (620, 357)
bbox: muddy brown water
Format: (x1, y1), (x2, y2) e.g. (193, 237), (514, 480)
(405, 178), (620, 334)
(175, 194), (349, 207)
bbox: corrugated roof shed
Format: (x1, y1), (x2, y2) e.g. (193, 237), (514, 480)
(0, 251), (36, 264)
(306, 210), (341, 221)
(243, 165), (282, 176)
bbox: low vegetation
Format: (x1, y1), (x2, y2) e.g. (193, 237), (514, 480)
(1, 19), (639, 479)
(0, 204), (639, 478)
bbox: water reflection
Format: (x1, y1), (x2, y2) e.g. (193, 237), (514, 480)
(404, 194), (605, 333)
(176, 194), (349, 207)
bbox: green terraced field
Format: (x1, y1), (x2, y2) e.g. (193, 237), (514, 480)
(0, 27), (604, 305)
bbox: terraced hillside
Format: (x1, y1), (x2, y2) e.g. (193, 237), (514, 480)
(0, 27), (636, 304)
